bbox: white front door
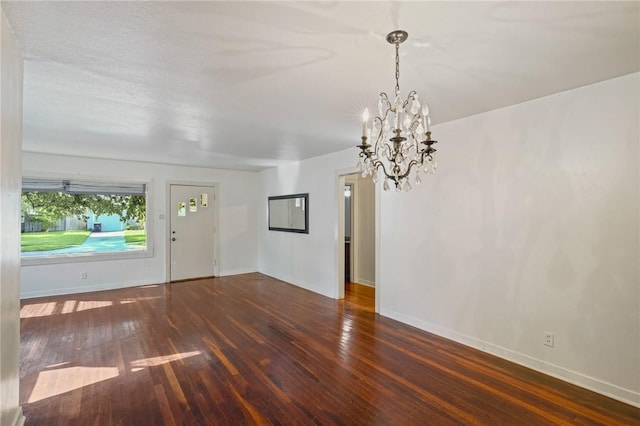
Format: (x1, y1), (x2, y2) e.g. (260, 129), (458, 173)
(170, 184), (216, 281)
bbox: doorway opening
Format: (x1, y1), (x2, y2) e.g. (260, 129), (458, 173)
(339, 173), (376, 312)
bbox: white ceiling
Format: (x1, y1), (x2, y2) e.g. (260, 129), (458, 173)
(2, 1), (639, 171)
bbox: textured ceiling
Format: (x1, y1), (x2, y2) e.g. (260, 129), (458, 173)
(2, 1), (639, 171)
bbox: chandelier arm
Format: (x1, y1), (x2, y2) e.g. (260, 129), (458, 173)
(408, 122), (420, 139)
(375, 134), (387, 158)
(371, 116), (385, 153)
(403, 91), (418, 113)
(412, 133), (421, 151)
(358, 149), (370, 159)
(372, 159), (395, 184)
(383, 143), (394, 161)
(411, 112), (421, 127)
(416, 150), (427, 164)
(417, 147), (436, 164)
(379, 92), (392, 117)
(396, 159), (419, 181)
(379, 97), (393, 128)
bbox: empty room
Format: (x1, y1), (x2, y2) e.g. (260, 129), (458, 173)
(1, 1), (638, 425)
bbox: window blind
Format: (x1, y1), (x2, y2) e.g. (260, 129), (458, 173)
(22, 178), (146, 195)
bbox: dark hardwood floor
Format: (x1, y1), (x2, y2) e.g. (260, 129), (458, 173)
(20, 273), (639, 425)
(344, 282), (375, 313)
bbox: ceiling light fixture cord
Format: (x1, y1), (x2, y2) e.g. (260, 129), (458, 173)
(356, 30), (439, 192)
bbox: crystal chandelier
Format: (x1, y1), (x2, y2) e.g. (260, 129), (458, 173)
(357, 30), (438, 192)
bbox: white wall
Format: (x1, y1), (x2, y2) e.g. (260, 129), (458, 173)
(259, 154), (356, 298)
(21, 153), (259, 298)
(0, 10), (25, 426)
(258, 74), (639, 405)
(381, 73), (639, 405)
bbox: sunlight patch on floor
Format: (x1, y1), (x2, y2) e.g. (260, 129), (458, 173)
(28, 366), (119, 403)
(45, 362), (69, 369)
(130, 351), (202, 369)
(61, 300), (77, 314)
(21, 299), (121, 317)
(20, 302), (56, 318)
(76, 300), (112, 311)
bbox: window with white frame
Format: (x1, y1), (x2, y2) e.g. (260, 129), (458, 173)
(21, 178), (151, 264)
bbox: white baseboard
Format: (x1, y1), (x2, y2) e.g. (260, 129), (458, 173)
(218, 268), (258, 277)
(20, 279), (160, 299)
(381, 308), (640, 408)
(353, 279), (375, 287)
(258, 269), (334, 299)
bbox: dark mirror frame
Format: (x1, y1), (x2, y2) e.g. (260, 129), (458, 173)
(268, 193), (309, 234)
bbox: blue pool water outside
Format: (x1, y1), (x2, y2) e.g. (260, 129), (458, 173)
(21, 232), (144, 256)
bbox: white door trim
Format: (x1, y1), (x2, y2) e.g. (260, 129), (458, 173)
(344, 178), (358, 284)
(334, 167), (380, 314)
(374, 174), (381, 314)
(165, 180), (219, 282)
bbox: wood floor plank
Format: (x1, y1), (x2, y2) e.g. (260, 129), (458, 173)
(20, 273), (639, 425)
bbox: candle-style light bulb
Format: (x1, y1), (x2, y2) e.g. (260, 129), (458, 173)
(362, 108), (369, 138)
(422, 104), (430, 133)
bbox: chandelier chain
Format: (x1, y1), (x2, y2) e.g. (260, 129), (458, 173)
(394, 42), (400, 97)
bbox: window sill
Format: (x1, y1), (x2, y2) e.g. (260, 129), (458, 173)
(21, 248), (153, 266)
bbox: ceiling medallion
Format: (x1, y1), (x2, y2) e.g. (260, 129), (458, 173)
(357, 30), (438, 192)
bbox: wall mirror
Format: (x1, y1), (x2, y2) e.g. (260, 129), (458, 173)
(268, 193), (309, 234)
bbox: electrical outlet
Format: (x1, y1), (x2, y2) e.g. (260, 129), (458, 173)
(544, 332), (554, 347)
(81, 272), (88, 279)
